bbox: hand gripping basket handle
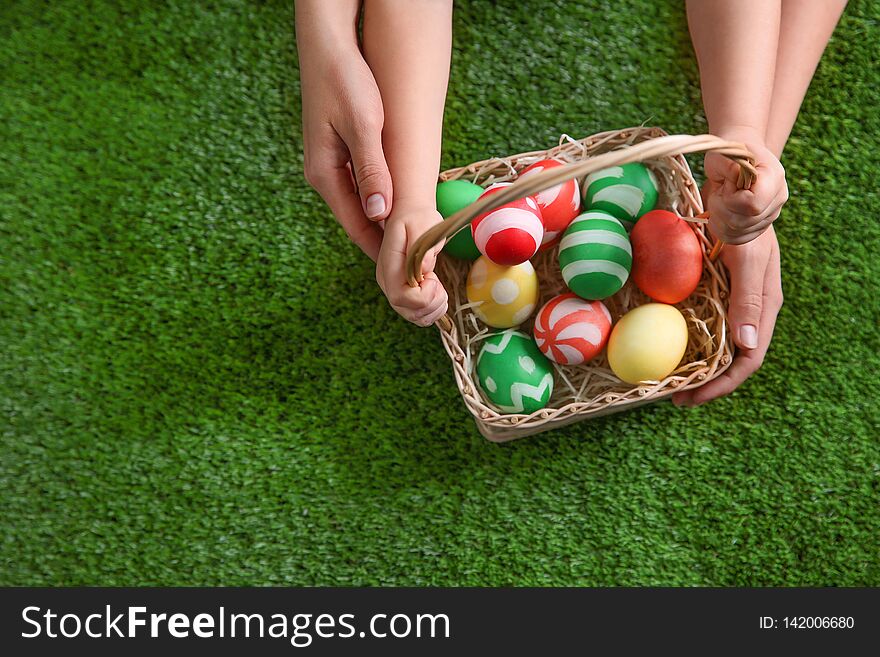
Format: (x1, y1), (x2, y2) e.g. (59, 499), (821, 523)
(406, 133), (756, 288)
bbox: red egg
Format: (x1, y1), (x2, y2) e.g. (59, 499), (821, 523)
(519, 159), (580, 250)
(471, 182), (544, 265)
(630, 210), (703, 304)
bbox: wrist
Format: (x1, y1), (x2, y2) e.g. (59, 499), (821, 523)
(387, 198), (437, 221)
(711, 124), (766, 146)
(385, 206), (442, 235)
(295, 2), (361, 65)
(297, 35), (361, 72)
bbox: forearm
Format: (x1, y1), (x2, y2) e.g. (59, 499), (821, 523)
(765, 0), (847, 157)
(294, 0), (360, 53)
(687, 0), (781, 141)
(362, 0), (452, 214)
(295, 0), (361, 76)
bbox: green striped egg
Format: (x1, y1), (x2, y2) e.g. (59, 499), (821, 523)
(476, 330), (553, 414)
(582, 163), (659, 230)
(558, 211), (632, 300)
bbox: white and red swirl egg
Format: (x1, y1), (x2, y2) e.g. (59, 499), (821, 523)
(533, 293), (612, 365)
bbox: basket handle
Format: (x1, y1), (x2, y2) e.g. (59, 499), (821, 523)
(406, 133), (756, 287)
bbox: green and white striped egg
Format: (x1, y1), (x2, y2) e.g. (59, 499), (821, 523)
(476, 330), (554, 414)
(582, 162), (659, 230)
(558, 211), (632, 300)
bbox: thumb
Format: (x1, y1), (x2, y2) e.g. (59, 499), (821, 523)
(421, 242), (446, 277)
(347, 132), (393, 222)
(726, 253), (767, 351)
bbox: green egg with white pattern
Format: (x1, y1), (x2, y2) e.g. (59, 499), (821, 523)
(582, 162), (659, 230)
(476, 329), (554, 414)
(559, 211), (632, 300)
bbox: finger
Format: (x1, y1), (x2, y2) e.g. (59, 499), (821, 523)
(712, 186), (787, 234)
(417, 301), (450, 327)
(687, 351), (764, 405)
(726, 249), (770, 351)
(338, 125), (393, 222)
(421, 244), (444, 277)
(311, 163), (384, 261)
(690, 241), (782, 406)
(398, 288), (447, 327)
(722, 172), (785, 217)
(763, 232), (784, 324)
(705, 152), (741, 187)
(391, 270), (444, 312)
(671, 389), (694, 407)
(410, 285), (449, 325)
(689, 305), (777, 406)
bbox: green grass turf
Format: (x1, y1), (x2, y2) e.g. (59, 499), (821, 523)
(1, 0), (879, 586)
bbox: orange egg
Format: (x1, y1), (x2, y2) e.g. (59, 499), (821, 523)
(631, 210), (703, 304)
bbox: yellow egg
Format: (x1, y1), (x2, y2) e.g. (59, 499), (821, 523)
(607, 303), (688, 384)
(466, 256), (539, 328)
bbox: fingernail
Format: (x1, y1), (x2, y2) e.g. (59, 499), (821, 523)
(739, 324), (758, 349)
(365, 193), (386, 219)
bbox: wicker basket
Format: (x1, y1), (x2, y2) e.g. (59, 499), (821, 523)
(407, 127), (756, 441)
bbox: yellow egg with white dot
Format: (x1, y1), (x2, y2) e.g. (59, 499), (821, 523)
(466, 255), (539, 328)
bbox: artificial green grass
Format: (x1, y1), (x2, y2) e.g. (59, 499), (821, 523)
(1, 0), (878, 586)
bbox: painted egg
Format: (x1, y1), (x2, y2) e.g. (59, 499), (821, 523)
(607, 303), (688, 384)
(436, 179), (483, 260)
(583, 162), (659, 230)
(471, 182), (544, 265)
(476, 329), (554, 413)
(537, 233), (562, 253)
(466, 255), (539, 328)
(631, 210), (703, 304)
(519, 159), (580, 249)
(533, 293), (612, 365)
(558, 210), (632, 300)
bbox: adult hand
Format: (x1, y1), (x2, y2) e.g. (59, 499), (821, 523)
(299, 41), (392, 260)
(673, 225), (783, 406)
(376, 208), (448, 327)
(704, 129), (788, 245)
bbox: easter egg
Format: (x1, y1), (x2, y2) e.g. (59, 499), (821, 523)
(519, 159), (580, 249)
(583, 162), (659, 230)
(471, 182), (544, 265)
(607, 303), (688, 384)
(631, 210), (703, 304)
(537, 233), (562, 253)
(436, 179), (483, 260)
(466, 256), (539, 328)
(558, 211), (632, 300)
(476, 329), (554, 413)
(533, 293), (612, 365)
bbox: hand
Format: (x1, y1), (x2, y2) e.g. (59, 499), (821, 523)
(300, 42), (392, 260)
(376, 208), (448, 327)
(704, 128), (788, 245)
(673, 225), (783, 406)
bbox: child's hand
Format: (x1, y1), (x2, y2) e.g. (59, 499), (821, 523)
(376, 208), (448, 327)
(704, 130), (788, 245)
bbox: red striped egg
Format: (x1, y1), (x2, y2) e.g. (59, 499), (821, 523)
(471, 183), (544, 265)
(533, 293), (612, 365)
(519, 159), (581, 251)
